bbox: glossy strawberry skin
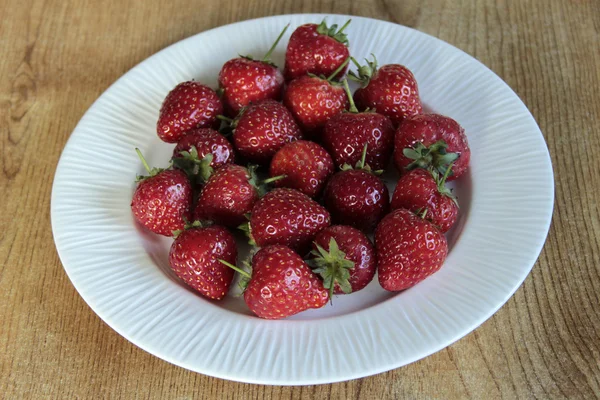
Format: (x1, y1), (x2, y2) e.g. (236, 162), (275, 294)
(169, 226), (237, 300)
(283, 75), (348, 138)
(218, 58), (284, 116)
(250, 188), (331, 254)
(172, 128), (235, 168)
(394, 114), (471, 180)
(323, 170), (389, 232)
(157, 82), (223, 143)
(194, 164), (258, 227)
(322, 112), (394, 170)
(284, 23), (349, 81)
(131, 169), (192, 236)
(375, 209), (448, 291)
(354, 64), (422, 126)
(391, 169), (458, 233)
(312, 225), (376, 294)
(244, 245), (329, 319)
(233, 100), (302, 164)
(269, 140), (334, 198)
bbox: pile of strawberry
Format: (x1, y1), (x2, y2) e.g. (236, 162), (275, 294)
(131, 20), (471, 320)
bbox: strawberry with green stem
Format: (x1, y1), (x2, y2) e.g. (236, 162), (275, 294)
(323, 144), (390, 232)
(308, 225), (376, 297)
(131, 148), (192, 236)
(350, 55), (422, 126)
(218, 25), (289, 116)
(194, 164), (284, 227)
(394, 113), (470, 180)
(219, 245), (329, 319)
(283, 58), (350, 138)
(284, 19), (351, 81)
(391, 164), (459, 233)
(169, 220), (237, 300)
(322, 79), (394, 170)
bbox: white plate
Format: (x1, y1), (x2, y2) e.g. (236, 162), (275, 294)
(51, 14), (554, 385)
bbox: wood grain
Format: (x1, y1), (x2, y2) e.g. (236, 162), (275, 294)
(1, 0), (599, 398)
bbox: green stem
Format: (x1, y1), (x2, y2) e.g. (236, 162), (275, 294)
(219, 259), (252, 279)
(135, 148), (151, 174)
(342, 79), (358, 113)
(263, 174), (286, 184)
(439, 162), (454, 186)
(350, 56), (362, 69)
(338, 19), (351, 34)
(263, 24), (289, 61)
(217, 115), (233, 123)
(357, 144), (368, 169)
(326, 57), (350, 82)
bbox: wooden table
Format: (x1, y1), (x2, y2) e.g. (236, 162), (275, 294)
(2, 0), (599, 398)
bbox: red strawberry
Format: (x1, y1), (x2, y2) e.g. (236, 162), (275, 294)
(169, 224), (237, 300)
(375, 208), (448, 291)
(157, 82), (223, 143)
(171, 128), (235, 183)
(231, 99), (302, 164)
(323, 147), (390, 232)
(284, 20), (351, 81)
(194, 164), (280, 227)
(391, 168), (458, 233)
(218, 26), (288, 116)
(394, 113), (470, 180)
(351, 56), (422, 126)
(283, 63), (349, 137)
(220, 245), (328, 319)
(310, 225), (376, 295)
(248, 188), (331, 254)
(322, 80), (394, 170)
(131, 149), (192, 236)
(269, 140), (334, 198)
(172, 128), (235, 167)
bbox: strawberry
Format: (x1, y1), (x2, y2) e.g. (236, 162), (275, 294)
(194, 164), (281, 227)
(169, 223), (237, 300)
(230, 99), (302, 164)
(394, 113), (470, 180)
(284, 20), (351, 81)
(350, 56), (422, 126)
(220, 245), (328, 319)
(171, 128), (235, 183)
(323, 146), (390, 232)
(269, 140), (334, 198)
(157, 81), (223, 143)
(309, 225), (376, 296)
(375, 208), (448, 291)
(391, 168), (458, 233)
(218, 25), (288, 116)
(283, 61), (350, 138)
(322, 80), (394, 170)
(131, 149), (192, 236)
(247, 188), (331, 254)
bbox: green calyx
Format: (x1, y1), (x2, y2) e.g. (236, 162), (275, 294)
(172, 219), (211, 238)
(307, 237), (355, 301)
(135, 148), (165, 182)
(219, 258), (253, 293)
(340, 144), (383, 175)
(247, 164), (286, 198)
(403, 140), (459, 177)
(237, 219), (257, 247)
(348, 54), (378, 87)
(172, 146), (214, 184)
(316, 19), (351, 45)
(431, 163), (459, 207)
